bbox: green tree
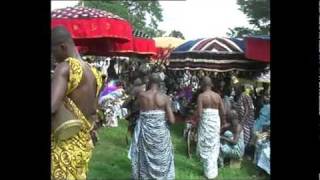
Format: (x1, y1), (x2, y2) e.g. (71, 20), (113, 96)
(228, 0), (270, 38)
(168, 30), (185, 39)
(80, 0), (164, 38)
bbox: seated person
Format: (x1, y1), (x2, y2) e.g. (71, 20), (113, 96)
(219, 109), (245, 167)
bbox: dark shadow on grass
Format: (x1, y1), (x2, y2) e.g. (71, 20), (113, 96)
(170, 123), (185, 139)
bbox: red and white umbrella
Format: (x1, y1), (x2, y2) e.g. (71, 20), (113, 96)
(51, 6), (133, 45)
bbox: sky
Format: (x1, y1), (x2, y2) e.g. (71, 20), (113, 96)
(51, 0), (252, 39)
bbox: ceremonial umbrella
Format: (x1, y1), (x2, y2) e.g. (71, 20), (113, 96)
(245, 36), (270, 63)
(75, 30), (156, 57)
(153, 37), (186, 49)
(168, 37), (268, 72)
(152, 37), (186, 63)
(51, 6), (133, 49)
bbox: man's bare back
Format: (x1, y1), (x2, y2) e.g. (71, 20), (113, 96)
(138, 90), (168, 111)
(199, 90), (221, 109)
(197, 76), (225, 123)
(137, 73), (175, 124)
(52, 60), (98, 124)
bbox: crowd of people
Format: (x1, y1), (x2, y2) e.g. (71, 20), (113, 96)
(51, 26), (270, 180)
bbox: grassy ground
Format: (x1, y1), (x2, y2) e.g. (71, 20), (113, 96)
(88, 119), (269, 180)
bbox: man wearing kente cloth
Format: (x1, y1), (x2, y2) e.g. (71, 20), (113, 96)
(128, 73), (176, 180)
(196, 76), (225, 179)
(51, 26), (102, 180)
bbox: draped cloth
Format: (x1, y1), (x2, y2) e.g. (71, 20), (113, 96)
(51, 57), (102, 180)
(235, 93), (255, 146)
(197, 109), (220, 179)
(128, 110), (175, 180)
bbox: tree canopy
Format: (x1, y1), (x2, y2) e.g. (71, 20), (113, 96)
(168, 30), (185, 39)
(227, 0), (270, 38)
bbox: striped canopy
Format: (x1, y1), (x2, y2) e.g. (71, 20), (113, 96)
(173, 37), (245, 53)
(168, 37), (267, 72)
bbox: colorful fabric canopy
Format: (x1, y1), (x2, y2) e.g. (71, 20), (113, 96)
(168, 37), (267, 72)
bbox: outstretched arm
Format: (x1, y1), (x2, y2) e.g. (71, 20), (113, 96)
(165, 97), (175, 124)
(51, 62), (69, 115)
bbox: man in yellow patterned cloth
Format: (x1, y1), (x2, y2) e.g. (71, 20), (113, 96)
(51, 26), (102, 180)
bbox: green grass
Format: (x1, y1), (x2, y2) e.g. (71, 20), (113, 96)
(88, 120), (269, 180)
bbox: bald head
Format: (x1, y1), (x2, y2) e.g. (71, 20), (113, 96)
(201, 76), (213, 88)
(51, 26), (76, 63)
(149, 73), (162, 87)
(51, 26), (74, 46)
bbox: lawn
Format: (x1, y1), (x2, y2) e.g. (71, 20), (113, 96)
(88, 119), (269, 180)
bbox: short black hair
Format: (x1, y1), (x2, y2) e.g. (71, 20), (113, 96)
(51, 26), (74, 46)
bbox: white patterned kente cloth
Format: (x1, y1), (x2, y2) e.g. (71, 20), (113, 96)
(128, 110), (175, 180)
(197, 108), (220, 179)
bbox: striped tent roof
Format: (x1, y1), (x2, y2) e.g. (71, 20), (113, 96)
(168, 37), (267, 72)
(173, 37), (245, 53)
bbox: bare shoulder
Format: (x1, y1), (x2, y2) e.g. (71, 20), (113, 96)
(53, 62), (69, 77)
(156, 92), (170, 102)
(211, 91), (222, 99)
(138, 90), (147, 98)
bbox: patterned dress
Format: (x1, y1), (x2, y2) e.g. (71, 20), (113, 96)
(234, 93), (255, 146)
(128, 110), (175, 180)
(197, 109), (220, 179)
(51, 57), (102, 180)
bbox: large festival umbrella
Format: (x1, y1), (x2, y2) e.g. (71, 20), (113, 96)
(245, 36), (270, 63)
(168, 37), (268, 72)
(152, 37), (186, 63)
(51, 6), (133, 47)
(153, 37), (186, 49)
(76, 30), (157, 57)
